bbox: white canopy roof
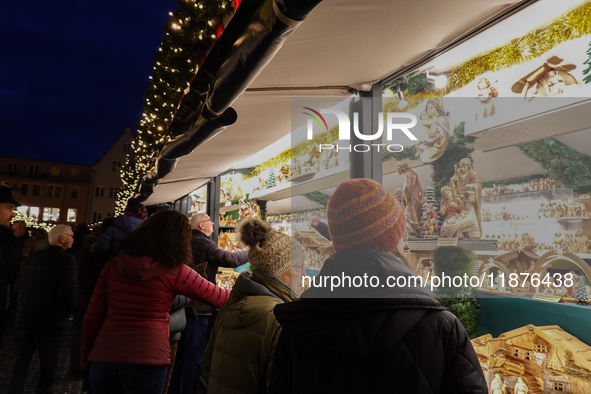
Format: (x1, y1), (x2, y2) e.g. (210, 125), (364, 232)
(144, 0), (539, 205)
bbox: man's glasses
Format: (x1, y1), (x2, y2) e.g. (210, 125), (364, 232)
(200, 219), (214, 224)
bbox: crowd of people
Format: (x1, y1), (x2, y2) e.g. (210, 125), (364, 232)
(0, 180), (489, 394)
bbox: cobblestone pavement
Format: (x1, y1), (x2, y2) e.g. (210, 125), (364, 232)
(0, 320), (84, 394)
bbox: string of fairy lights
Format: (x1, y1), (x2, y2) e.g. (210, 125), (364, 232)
(115, 0), (235, 215)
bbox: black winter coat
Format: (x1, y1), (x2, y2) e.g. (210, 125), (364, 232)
(0, 226), (12, 345)
(270, 249), (487, 394)
(14, 245), (76, 330)
(189, 230), (249, 316)
(191, 230), (249, 283)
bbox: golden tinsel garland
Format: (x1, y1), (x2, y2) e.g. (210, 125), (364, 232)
(437, 1), (591, 96)
(244, 125), (341, 179)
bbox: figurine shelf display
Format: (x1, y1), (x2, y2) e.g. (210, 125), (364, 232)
(483, 177), (562, 196)
(479, 187), (591, 255)
(218, 214), (237, 227)
(238, 198), (262, 219)
(292, 145), (321, 180)
(216, 267), (240, 290)
(218, 232), (247, 253)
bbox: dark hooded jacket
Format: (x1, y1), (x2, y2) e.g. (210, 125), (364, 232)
(202, 270), (293, 394)
(188, 229), (249, 316)
(14, 245), (76, 331)
(80, 254), (230, 368)
(91, 215), (142, 259)
(269, 249), (487, 394)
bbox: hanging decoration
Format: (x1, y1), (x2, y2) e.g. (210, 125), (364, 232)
(116, 0), (236, 214)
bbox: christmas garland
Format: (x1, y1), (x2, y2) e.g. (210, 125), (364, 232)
(388, 2), (591, 97)
(518, 138), (591, 186)
(439, 2), (591, 95)
(432, 246), (480, 338)
(303, 191), (331, 207)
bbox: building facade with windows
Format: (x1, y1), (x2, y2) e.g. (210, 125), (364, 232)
(89, 127), (135, 222)
(0, 157), (92, 224)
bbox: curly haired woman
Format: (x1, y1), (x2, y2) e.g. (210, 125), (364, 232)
(81, 210), (230, 394)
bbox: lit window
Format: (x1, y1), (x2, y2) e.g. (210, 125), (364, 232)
(71, 168), (79, 180)
(29, 207), (39, 220)
(42, 207), (60, 221)
(67, 209), (77, 223)
(51, 167), (60, 176)
(17, 206), (29, 216)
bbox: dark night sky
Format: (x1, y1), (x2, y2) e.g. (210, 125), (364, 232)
(0, 0), (178, 165)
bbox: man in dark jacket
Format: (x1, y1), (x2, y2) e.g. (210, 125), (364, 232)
(0, 185), (19, 349)
(270, 179), (487, 394)
(7, 224), (77, 394)
(91, 198), (147, 259)
(170, 212), (249, 394)
(6, 220), (36, 321)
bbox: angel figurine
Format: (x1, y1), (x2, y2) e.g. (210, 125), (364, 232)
(474, 77), (497, 121)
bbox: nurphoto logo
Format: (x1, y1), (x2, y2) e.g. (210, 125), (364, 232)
(302, 107), (419, 153)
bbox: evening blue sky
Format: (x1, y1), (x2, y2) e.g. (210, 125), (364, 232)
(0, 0), (178, 165)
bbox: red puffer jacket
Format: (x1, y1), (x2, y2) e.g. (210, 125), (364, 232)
(81, 254), (230, 368)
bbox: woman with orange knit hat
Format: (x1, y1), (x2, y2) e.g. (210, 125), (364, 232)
(270, 178), (487, 394)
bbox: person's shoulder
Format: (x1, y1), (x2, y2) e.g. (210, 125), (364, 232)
(421, 308), (462, 335)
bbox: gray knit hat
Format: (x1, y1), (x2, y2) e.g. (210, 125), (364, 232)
(238, 217), (306, 277)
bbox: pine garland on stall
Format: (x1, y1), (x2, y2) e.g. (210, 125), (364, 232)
(303, 191), (330, 207)
(518, 138), (591, 187)
(432, 246), (480, 338)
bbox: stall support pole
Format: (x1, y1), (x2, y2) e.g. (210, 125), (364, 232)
(350, 83), (383, 184)
(207, 175), (221, 243)
(175, 195), (190, 217)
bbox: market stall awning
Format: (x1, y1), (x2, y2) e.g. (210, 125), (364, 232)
(143, 0), (533, 205)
